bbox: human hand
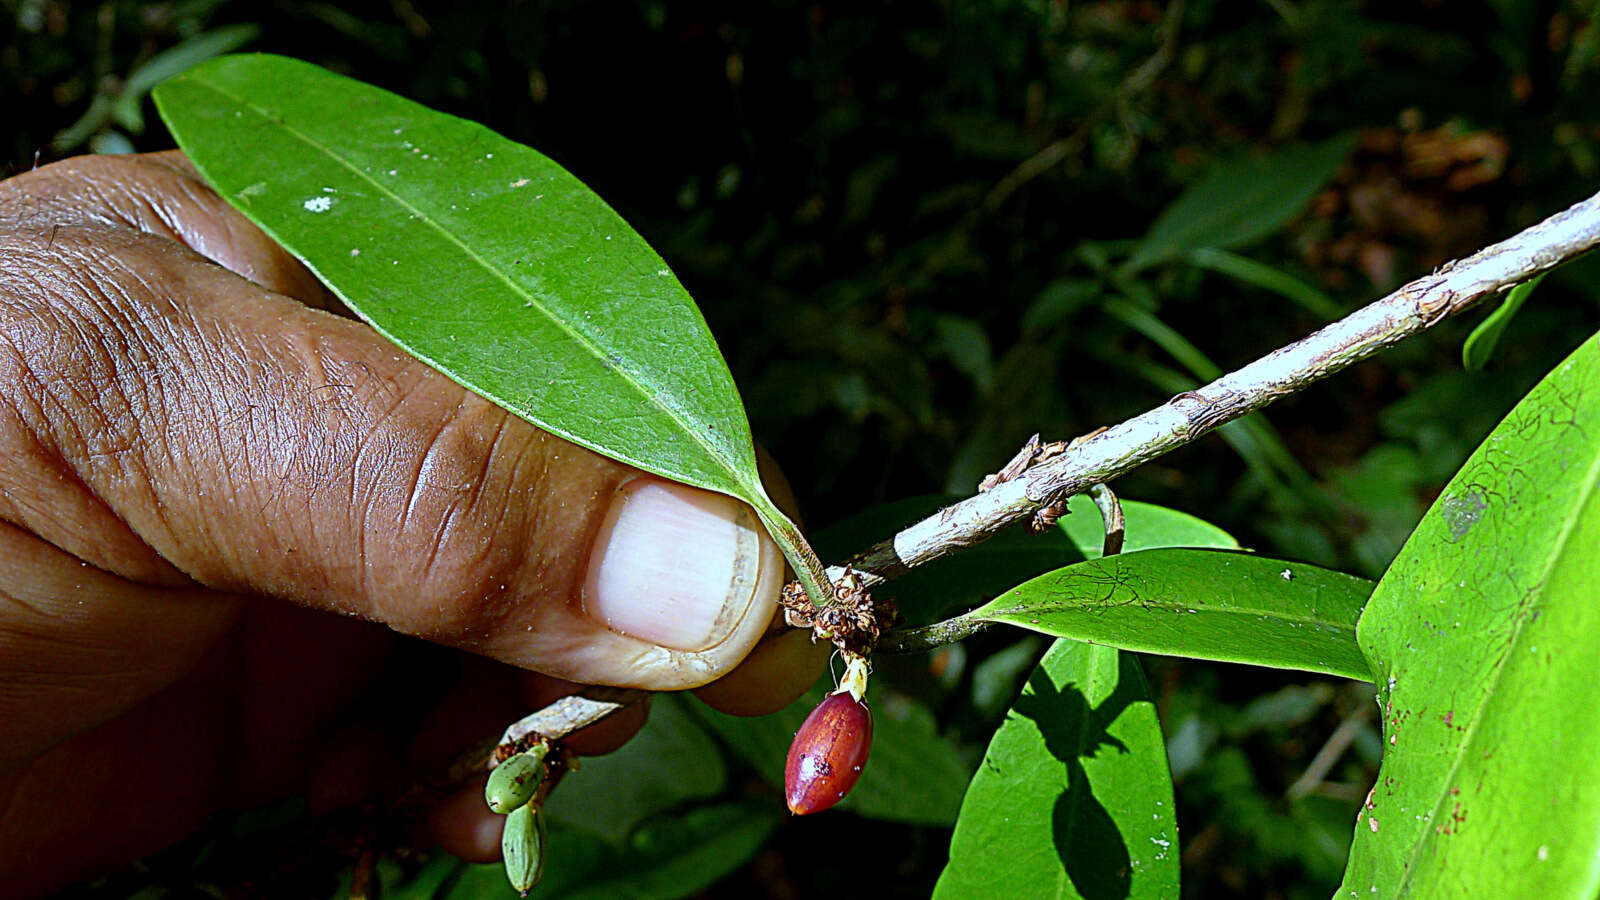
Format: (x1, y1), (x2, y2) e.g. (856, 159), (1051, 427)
(0, 151), (825, 898)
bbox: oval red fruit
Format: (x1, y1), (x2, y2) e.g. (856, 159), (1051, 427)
(785, 691), (873, 815)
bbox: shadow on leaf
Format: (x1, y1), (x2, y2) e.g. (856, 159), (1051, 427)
(1013, 652), (1146, 900)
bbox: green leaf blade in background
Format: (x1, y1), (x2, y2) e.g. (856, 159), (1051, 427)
(1057, 493), (1239, 559)
(112, 23), (262, 134)
(934, 640), (1179, 899)
(1123, 133), (1357, 274)
(444, 802), (782, 900)
(1340, 334), (1600, 898)
(969, 549), (1375, 680)
(1461, 271), (1546, 371)
(152, 53), (824, 597)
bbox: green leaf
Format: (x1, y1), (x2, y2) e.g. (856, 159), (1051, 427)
(813, 493), (1235, 626)
(1340, 334), (1600, 897)
(1124, 134), (1356, 274)
(1461, 271), (1546, 371)
(152, 54), (829, 605)
(689, 680), (972, 826)
(815, 494), (1084, 625)
(111, 23), (262, 134)
(935, 640), (1179, 899)
(1057, 493), (1238, 559)
(931, 314), (996, 392)
(346, 851), (464, 900)
(541, 696), (724, 843)
(966, 548), (1375, 681)
(1184, 247), (1343, 321)
(446, 802), (780, 899)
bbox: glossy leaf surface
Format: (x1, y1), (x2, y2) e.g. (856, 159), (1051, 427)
(935, 640), (1178, 899)
(1340, 334), (1600, 897)
(968, 549), (1375, 680)
(153, 54), (825, 600)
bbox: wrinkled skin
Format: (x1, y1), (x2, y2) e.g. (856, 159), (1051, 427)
(0, 152), (826, 898)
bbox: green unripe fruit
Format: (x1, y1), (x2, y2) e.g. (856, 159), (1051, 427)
(485, 746), (549, 814)
(502, 803), (547, 896)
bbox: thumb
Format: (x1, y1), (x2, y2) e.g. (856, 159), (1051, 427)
(0, 152), (785, 690)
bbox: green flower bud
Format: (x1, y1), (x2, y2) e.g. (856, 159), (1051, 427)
(502, 803), (547, 896)
(485, 746), (549, 814)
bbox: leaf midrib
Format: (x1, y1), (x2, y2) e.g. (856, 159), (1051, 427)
(178, 71), (755, 499)
(982, 586), (1363, 633)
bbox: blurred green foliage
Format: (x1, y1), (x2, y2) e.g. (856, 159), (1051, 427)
(13, 0), (1600, 897)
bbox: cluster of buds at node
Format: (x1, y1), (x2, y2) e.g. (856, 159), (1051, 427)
(785, 653), (873, 815)
(779, 569), (897, 658)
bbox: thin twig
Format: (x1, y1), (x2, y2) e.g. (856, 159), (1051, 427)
(439, 687), (647, 785)
(980, 0), (1185, 216)
(882, 484), (1126, 654)
(471, 186), (1600, 784)
(1286, 702), (1374, 801)
(877, 613), (993, 655)
(497, 687), (646, 749)
(833, 188), (1600, 594)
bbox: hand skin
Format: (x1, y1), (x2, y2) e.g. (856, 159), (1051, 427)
(0, 151), (827, 898)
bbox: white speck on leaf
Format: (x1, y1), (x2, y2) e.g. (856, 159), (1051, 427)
(1281, 568), (1293, 581)
(1538, 845), (1549, 861)
(302, 196), (333, 213)
(511, 178), (530, 188)
(349, 248), (360, 257)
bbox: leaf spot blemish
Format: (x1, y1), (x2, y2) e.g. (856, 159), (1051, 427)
(1440, 490), (1486, 542)
(302, 196), (333, 213)
(511, 178), (531, 188)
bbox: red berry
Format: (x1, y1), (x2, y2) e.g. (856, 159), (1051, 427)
(785, 691), (872, 815)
